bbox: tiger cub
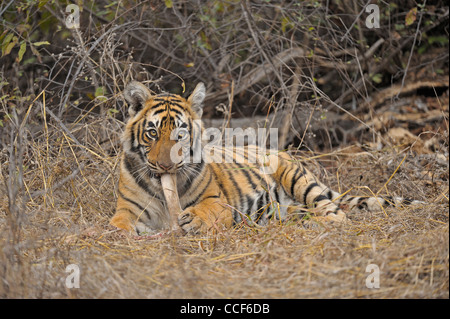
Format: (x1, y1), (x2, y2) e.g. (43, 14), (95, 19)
(111, 81), (418, 235)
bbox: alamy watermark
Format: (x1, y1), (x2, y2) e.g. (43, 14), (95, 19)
(365, 264), (380, 289)
(365, 4), (380, 29)
(65, 4), (80, 29)
(168, 121), (279, 174)
(65, 264), (80, 289)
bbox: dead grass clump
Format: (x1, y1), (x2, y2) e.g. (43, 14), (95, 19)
(0, 158), (448, 298)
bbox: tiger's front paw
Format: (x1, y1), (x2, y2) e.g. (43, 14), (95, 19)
(178, 208), (208, 234)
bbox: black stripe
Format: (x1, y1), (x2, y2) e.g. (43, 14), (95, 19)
(152, 98), (186, 110)
(223, 165), (243, 209)
(313, 194), (328, 204)
(358, 201), (368, 210)
(178, 161), (205, 197)
(253, 192), (266, 222)
(212, 170), (230, 205)
(401, 198), (414, 205)
(327, 189), (333, 200)
(169, 105), (184, 115)
(152, 107), (168, 116)
(128, 122), (147, 163)
(169, 102), (186, 110)
(161, 114), (176, 127)
(154, 95), (182, 102)
(247, 165), (264, 184)
(303, 182), (319, 205)
(118, 190), (152, 221)
(244, 194), (253, 216)
(382, 196), (394, 206)
(234, 147), (248, 160)
(278, 166), (289, 194)
(235, 163), (258, 189)
(175, 114), (183, 122)
(123, 155), (161, 200)
(149, 102), (166, 109)
(203, 195), (220, 200)
(142, 118), (148, 130)
(188, 119), (194, 148)
(279, 166), (288, 182)
(184, 171), (213, 208)
(273, 186), (280, 204)
(265, 191), (270, 204)
(138, 118), (145, 141)
(357, 197), (366, 206)
(152, 103), (185, 116)
(290, 167), (302, 196)
(327, 206), (341, 215)
(130, 121), (138, 153)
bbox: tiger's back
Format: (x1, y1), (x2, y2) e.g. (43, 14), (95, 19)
(111, 81), (420, 235)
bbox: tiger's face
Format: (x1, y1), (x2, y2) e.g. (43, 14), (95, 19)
(122, 81), (205, 175)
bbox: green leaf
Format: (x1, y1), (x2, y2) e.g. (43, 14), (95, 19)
(427, 36), (449, 45)
(95, 86), (106, 98)
(164, 0), (173, 8)
(417, 45), (427, 55)
(104, 1), (118, 8)
(370, 73), (383, 84)
(32, 41), (50, 47)
(2, 33), (14, 57)
(22, 56), (36, 66)
(3, 36), (18, 57)
(281, 17), (293, 33)
(107, 108), (118, 116)
(17, 42), (26, 63)
(38, 0), (50, 9)
(198, 31), (212, 50)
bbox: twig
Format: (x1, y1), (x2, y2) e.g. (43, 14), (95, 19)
(240, 1), (289, 93)
(396, 0), (427, 99)
(29, 165), (84, 199)
(0, 0), (14, 18)
(205, 47), (305, 104)
(336, 6), (448, 106)
(340, 0), (372, 42)
(224, 80), (234, 131)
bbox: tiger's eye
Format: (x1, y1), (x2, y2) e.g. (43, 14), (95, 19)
(147, 128), (158, 138)
(177, 129), (188, 140)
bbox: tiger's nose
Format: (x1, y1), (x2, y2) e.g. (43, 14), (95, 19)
(158, 162), (173, 171)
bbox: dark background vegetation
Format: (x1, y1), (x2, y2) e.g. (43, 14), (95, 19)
(0, 0), (448, 299)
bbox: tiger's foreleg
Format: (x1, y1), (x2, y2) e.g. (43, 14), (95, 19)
(178, 190), (233, 234)
(111, 197), (139, 233)
(111, 186), (159, 235)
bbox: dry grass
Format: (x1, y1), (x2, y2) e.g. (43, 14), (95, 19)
(0, 118), (448, 299)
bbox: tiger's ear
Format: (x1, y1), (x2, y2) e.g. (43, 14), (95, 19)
(187, 82), (205, 118)
(123, 81), (152, 117)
